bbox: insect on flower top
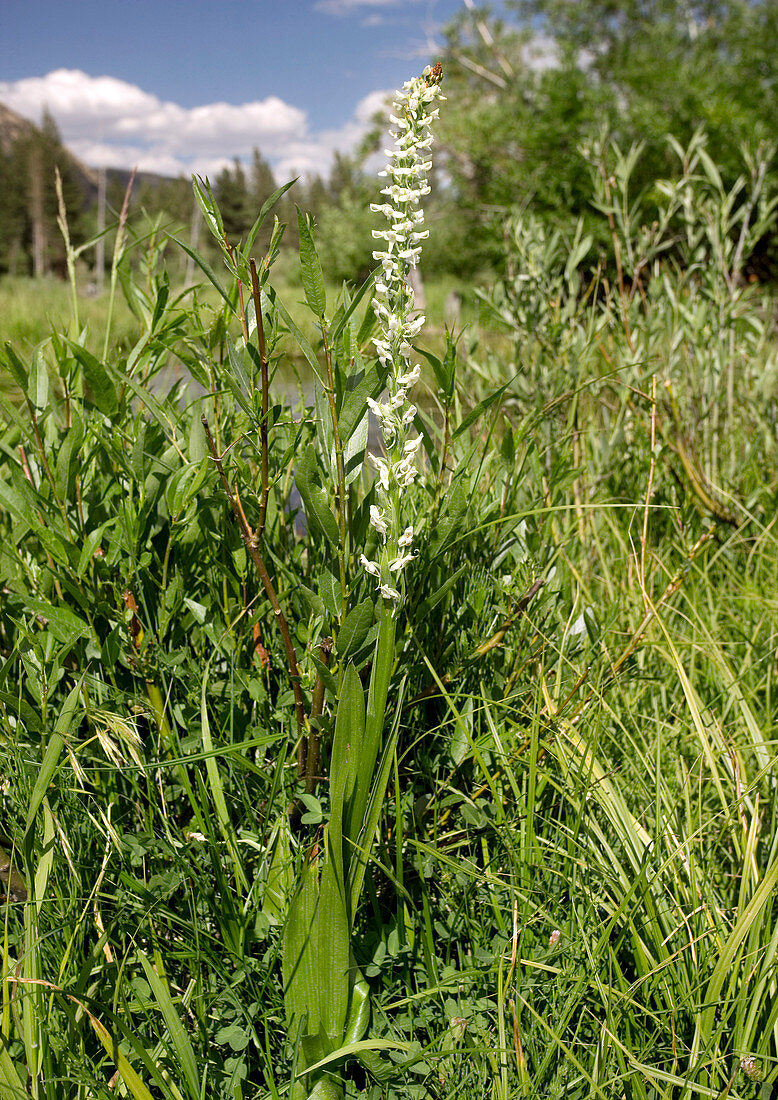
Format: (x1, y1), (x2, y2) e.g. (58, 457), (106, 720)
(361, 63), (444, 604)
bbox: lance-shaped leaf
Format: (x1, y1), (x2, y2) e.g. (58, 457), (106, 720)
(296, 444), (339, 549)
(343, 605), (394, 850)
(297, 208), (327, 319)
(284, 848), (322, 1043)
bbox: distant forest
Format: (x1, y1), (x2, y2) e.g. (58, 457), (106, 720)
(0, 102), (392, 285)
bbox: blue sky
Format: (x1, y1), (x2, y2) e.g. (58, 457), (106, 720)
(0, 0), (463, 179)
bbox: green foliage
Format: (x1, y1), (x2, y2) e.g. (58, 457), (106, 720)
(435, 0), (778, 275)
(0, 131), (778, 1100)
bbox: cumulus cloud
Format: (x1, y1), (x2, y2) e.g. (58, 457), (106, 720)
(0, 68), (391, 180)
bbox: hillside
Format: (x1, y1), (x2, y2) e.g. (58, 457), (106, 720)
(0, 99), (175, 202)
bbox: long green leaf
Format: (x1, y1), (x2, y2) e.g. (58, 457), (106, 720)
(297, 209), (327, 318)
(283, 850), (321, 1039)
(348, 680), (404, 920)
(266, 286), (324, 384)
(88, 1015), (155, 1100)
(329, 271), (376, 344)
(330, 664), (365, 868)
(168, 234), (233, 308)
(25, 677), (83, 838)
(68, 342), (118, 416)
(344, 605), (394, 848)
(0, 1035), (25, 1097)
(138, 952), (200, 1100)
(316, 839), (350, 1046)
(244, 179), (297, 256)
(296, 445), (339, 549)
(200, 669), (248, 893)
(452, 378), (514, 439)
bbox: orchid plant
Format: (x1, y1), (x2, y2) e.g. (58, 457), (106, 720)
(280, 64), (444, 1100)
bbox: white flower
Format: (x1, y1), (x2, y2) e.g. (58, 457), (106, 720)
(378, 583), (401, 601)
(369, 454), (391, 491)
(360, 63), (443, 597)
(370, 506), (388, 539)
(389, 552), (415, 572)
(360, 554), (381, 578)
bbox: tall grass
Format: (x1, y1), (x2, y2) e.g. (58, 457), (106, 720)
(0, 124), (777, 1100)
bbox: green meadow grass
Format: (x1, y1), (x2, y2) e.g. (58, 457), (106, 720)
(0, 133), (777, 1100)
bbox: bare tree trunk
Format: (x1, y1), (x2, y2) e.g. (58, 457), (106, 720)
(408, 265), (426, 311)
(95, 164), (106, 293)
(29, 145), (47, 278)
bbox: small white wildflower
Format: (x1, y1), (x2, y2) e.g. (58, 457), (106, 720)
(389, 552), (416, 572)
(398, 526), (414, 548)
(549, 929), (561, 947)
(360, 554), (381, 578)
(369, 454), (391, 491)
(369, 506), (388, 539)
(378, 583), (401, 601)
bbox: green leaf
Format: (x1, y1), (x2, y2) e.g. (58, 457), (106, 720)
(337, 600), (373, 661)
(415, 566), (466, 620)
(330, 271), (376, 344)
(191, 175), (225, 240)
(0, 1034), (25, 1097)
(316, 839), (350, 1044)
(30, 343), (50, 411)
(453, 378), (514, 439)
(225, 338), (254, 416)
(296, 445), (339, 549)
(265, 285), (324, 384)
(139, 952), (201, 1100)
(317, 568), (342, 619)
(344, 605), (394, 854)
(330, 664), (365, 863)
(338, 360), (387, 443)
(87, 1015), (155, 1100)
(297, 208), (327, 318)
(283, 849), (321, 1039)
(262, 818), (292, 925)
(200, 669), (248, 893)
(23, 597), (90, 648)
(311, 652), (338, 698)
(244, 178), (297, 256)
(55, 418), (85, 501)
(2, 342), (28, 391)
(304, 1038), (411, 1077)
(169, 233), (234, 308)
(68, 342), (118, 415)
(25, 677), (83, 837)
(76, 519), (117, 577)
(348, 676), (404, 919)
(298, 583), (328, 621)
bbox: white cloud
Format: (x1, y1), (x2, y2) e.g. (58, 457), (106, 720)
(0, 68), (390, 180)
(313, 0), (401, 15)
